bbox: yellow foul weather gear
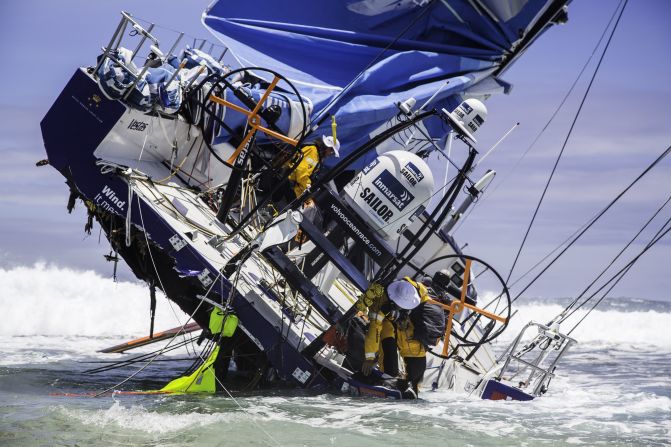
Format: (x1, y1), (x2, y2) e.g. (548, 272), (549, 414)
(287, 144), (320, 198)
(357, 278), (428, 361)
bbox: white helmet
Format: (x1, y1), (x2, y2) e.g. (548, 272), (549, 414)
(445, 98), (487, 144)
(386, 280), (420, 310)
(321, 135), (341, 157)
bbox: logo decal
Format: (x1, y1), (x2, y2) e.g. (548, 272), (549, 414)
(329, 203), (383, 257)
(128, 119), (148, 131)
(87, 94), (102, 108)
(401, 162), (424, 186)
(93, 185), (126, 212)
(372, 170), (415, 211)
(359, 187), (394, 223)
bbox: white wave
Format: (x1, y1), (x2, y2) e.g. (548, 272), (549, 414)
(1, 263), (670, 349)
(498, 301), (671, 349)
(55, 401), (235, 434)
(0, 263), (188, 337)
(0, 335), (127, 365)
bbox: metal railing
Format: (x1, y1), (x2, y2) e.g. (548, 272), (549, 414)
(494, 321), (576, 397)
(92, 11), (228, 106)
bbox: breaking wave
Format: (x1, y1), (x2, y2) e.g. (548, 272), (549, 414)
(0, 264), (669, 350)
(0, 263), (187, 337)
(499, 298), (671, 350)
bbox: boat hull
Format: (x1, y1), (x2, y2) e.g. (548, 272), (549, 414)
(41, 69), (330, 390)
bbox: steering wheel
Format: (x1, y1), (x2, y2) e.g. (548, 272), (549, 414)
(415, 254), (511, 359)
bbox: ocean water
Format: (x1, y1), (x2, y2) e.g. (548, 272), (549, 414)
(0, 264), (669, 446)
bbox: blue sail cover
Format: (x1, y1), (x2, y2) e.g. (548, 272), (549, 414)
(203, 0), (569, 165)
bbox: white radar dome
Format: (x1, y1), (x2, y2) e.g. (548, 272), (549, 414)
(343, 151), (434, 240)
(445, 98), (487, 143)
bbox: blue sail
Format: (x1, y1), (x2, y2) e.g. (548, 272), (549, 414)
(203, 0), (569, 165)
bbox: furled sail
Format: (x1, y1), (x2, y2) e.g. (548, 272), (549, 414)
(203, 0), (570, 164)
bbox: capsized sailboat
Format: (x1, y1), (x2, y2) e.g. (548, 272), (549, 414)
(40, 0), (578, 400)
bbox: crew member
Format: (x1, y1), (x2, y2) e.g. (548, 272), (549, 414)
(288, 135), (340, 199)
(285, 135), (340, 242)
(357, 277), (428, 397)
(431, 268), (477, 306)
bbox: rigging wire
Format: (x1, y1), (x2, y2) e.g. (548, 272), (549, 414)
(83, 336), (198, 374)
(507, 218), (592, 289)
(558, 193), (671, 318)
(565, 217), (671, 335)
(470, 0), (626, 212)
(508, 189), (671, 292)
(511, 144), (671, 304)
(504, 0), (629, 286)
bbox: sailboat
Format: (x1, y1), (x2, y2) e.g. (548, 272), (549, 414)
(40, 0), (582, 400)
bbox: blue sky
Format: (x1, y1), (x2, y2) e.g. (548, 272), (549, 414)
(0, 0), (669, 301)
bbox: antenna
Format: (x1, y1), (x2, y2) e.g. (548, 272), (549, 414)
(418, 80), (450, 112)
(399, 81), (451, 146)
(474, 122), (519, 168)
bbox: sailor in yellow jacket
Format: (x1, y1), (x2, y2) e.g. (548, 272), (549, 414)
(287, 135), (340, 198)
(357, 277), (428, 396)
(286, 135), (339, 243)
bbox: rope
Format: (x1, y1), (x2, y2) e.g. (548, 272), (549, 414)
(125, 182), (133, 247)
(155, 134), (202, 184)
(136, 177), (219, 237)
(93, 191), (224, 397)
(131, 177), (199, 354)
(208, 357), (283, 447)
(136, 117), (152, 164)
(83, 336), (198, 375)
(504, 0), (629, 285)
(202, 246), (283, 446)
